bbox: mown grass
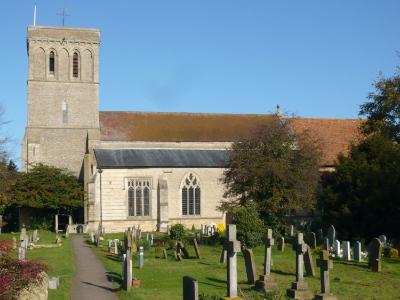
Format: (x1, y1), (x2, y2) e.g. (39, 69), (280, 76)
(92, 232), (400, 300)
(0, 230), (75, 300)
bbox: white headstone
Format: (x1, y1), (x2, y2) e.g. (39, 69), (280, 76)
(354, 241), (362, 262)
(343, 241), (351, 261)
(379, 235), (387, 247)
(334, 240), (341, 257)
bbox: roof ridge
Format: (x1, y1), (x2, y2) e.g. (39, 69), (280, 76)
(99, 110), (275, 117)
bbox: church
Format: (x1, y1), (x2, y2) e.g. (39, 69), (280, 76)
(22, 25), (362, 233)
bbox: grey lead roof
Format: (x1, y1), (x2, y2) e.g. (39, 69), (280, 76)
(94, 148), (230, 168)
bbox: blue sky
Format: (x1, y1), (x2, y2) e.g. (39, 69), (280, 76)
(0, 1), (400, 162)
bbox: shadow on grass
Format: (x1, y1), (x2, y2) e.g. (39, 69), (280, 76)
(106, 271), (123, 287)
(105, 254), (122, 262)
(205, 277), (226, 285)
(272, 269), (294, 276)
(333, 260), (369, 269)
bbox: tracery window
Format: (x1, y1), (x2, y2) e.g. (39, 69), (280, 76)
(72, 52), (79, 78)
(49, 51), (55, 75)
(182, 173), (201, 216)
(127, 178), (151, 217)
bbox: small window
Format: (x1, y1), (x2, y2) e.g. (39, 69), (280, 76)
(49, 51), (55, 75)
(73, 52), (79, 78)
(127, 179), (151, 217)
(182, 173), (201, 216)
(62, 101), (68, 124)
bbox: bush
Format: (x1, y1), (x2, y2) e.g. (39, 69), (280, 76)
(170, 224), (185, 241)
(383, 247), (399, 258)
(0, 240), (13, 256)
(0, 256), (46, 298)
(233, 206), (265, 249)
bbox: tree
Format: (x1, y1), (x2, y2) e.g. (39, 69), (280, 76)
(11, 164), (84, 213)
(221, 117), (321, 231)
(232, 206), (265, 249)
(320, 134), (400, 240)
(360, 72), (400, 142)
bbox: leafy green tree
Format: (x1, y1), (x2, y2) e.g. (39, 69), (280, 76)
(360, 72), (400, 142)
(233, 206), (265, 249)
(320, 134), (400, 240)
(11, 164), (84, 213)
(221, 117), (321, 231)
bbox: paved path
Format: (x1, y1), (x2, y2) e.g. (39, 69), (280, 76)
(71, 235), (119, 300)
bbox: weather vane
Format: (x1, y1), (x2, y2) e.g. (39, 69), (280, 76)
(57, 6), (69, 27)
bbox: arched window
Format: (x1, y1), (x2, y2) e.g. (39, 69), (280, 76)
(127, 178), (151, 217)
(182, 173), (201, 215)
(72, 52), (79, 78)
(49, 51), (55, 75)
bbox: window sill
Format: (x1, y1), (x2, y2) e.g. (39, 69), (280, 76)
(126, 216), (152, 220)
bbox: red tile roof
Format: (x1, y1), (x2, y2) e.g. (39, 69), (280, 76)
(99, 111), (363, 166)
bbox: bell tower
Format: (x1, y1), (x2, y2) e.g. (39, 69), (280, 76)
(22, 26), (100, 179)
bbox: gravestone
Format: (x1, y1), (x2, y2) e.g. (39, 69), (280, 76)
(65, 225), (70, 238)
(323, 238), (329, 251)
(125, 248), (133, 291)
(343, 241), (351, 261)
(243, 248), (257, 284)
(122, 254), (126, 282)
(304, 245), (316, 277)
(139, 246), (144, 269)
(353, 241), (362, 262)
(90, 232), (95, 243)
(219, 247), (227, 264)
(33, 230), (38, 242)
(150, 234), (154, 246)
(315, 250), (337, 300)
(333, 240), (341, 257)
(327, 226), (335, 247)
(183, 276), (199, 300)
(192, 238), (201, 259)
(368, 238), (382, 272)
(317, 229), (323, 245)
(163, 248), (168, 259)
(18, 246), (25, 260)
(290, 225), (294, 237)
(48, 277), (60, 290)
(306, 232), (316, 249)
(225, 224), (242, 299)
(379, 235), (387, 247)
(287, 233), (313, 299)
(177, 241), (190, 258)
(55, 215), (58, 233)
(278, 237), (285, 252)
(108, 240), (113, 253)
(12, 237), (17, 249)
(20, 227), (26, 241)
(255, 228), (277, 291)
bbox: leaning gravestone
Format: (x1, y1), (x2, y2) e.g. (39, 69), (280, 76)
(343, 241), (351, 261)
(354, 241), (362, 262)
(192, 238), (201, 259)
(287, 233), (313, 299)
(243, 248), (257, 284)
(183, 276), (199, 300)
(327, 225), (335, 247)
(305, 232), (317, 249)
(177, 241), (190, 258)
(315, 250), (337, 300)
(368, 238), (382, 272)
(255, 228), (277, 291)
(225, 224), (242, 299)
(278, 236), (285, 252)
(304, 245), (316, 277)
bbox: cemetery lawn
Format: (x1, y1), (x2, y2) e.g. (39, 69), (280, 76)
(92, 233), (400, 300)
(0, 230), (75, 300)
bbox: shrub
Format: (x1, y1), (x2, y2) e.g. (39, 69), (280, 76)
(170, 224), (185, 241)
(233, 206), (265, 249)
(0, 256), (46, 297)
(383, 247), (399, 258)
(0, 240), (13, 256)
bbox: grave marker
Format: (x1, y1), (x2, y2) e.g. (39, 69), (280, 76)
(354, 241), (362, 262)
(278, 237), (285, 252)
(287, 233), (313, 299)
(192, 238), (201, 259)
(333, 240), (341, 257)
(323, 238), (329, 250)
(315, 250), (337, 300)
(290, 225), (294, 237)
(243, 248), (257, 284)
(255, 228), (277, 291)
(306, 232), (316, 249)
(139, 246), (144, 269)
(368, 238), (382, 272)
(304, 245), (316, 277)
(343, 241), (351, 261)
(18, 247), (25, 260)
(379, 235), (387, 247)
(183, 276), (199, 300)
(225, 224), (242, 299)
(327, 226), (335, 247)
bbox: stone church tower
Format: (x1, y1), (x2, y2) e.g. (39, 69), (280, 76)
(22, 26), (100, 180)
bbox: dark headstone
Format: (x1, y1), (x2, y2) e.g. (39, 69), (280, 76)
(327, 225), (335, 248)
(304, 245), (316, 277)
(243, 248), (257, 284)
(368, 238), (382, 272)
(192, 238), (201, 259)
(183, 276), (199, 300)
(305, 232), (316, 249)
